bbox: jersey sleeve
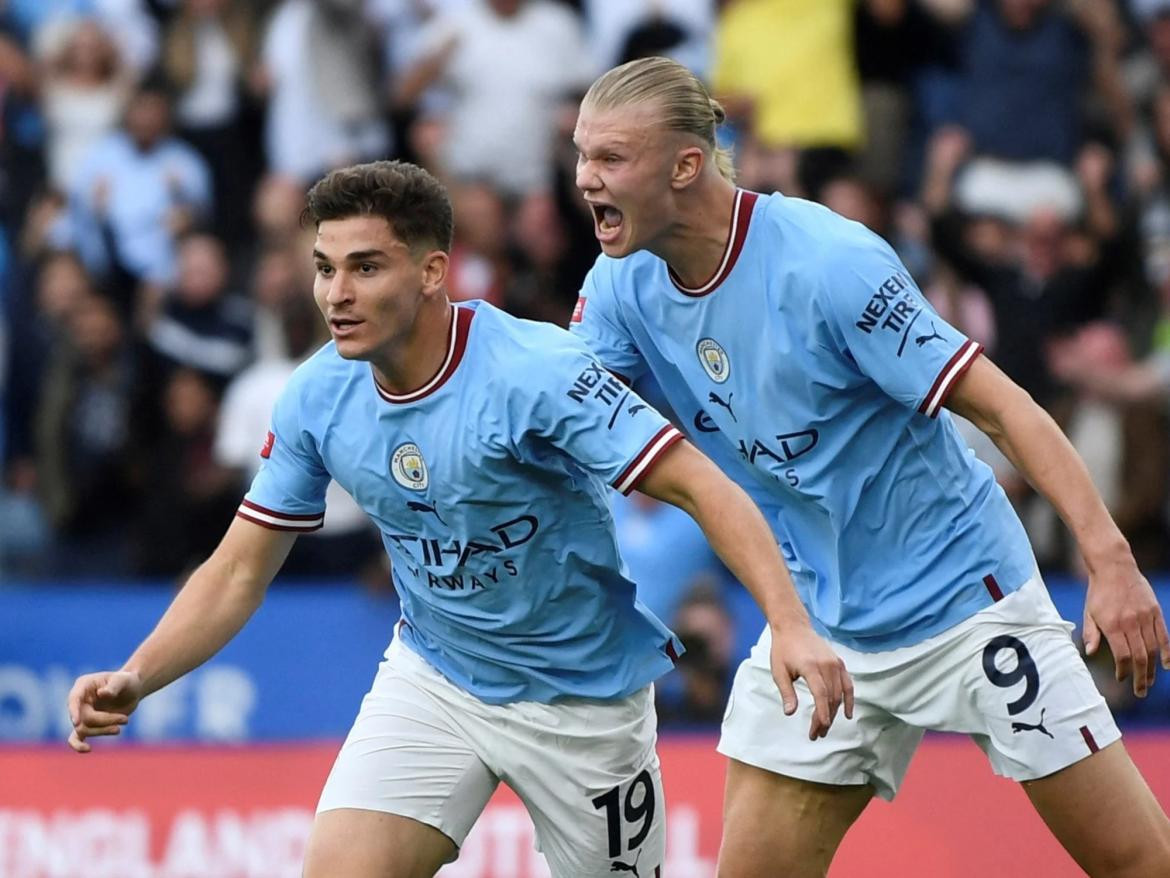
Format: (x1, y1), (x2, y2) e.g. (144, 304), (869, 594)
(569, 263), (648, 385)
(236, 379), (329, 532)
(816, 232), (983, 418)
(508, 336), (683, 496)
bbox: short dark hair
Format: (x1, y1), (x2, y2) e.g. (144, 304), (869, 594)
(302, 160), (454, 253)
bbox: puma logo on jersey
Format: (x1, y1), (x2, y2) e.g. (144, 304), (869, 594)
(915, 322), (945, 347)
(611, 849), (642, 877)
(407, 500), (446, 525)
(1011, 708), (1054, 739)
(708, 391), (736, 422)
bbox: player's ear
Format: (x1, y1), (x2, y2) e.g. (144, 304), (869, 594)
(671, 145), (704, 190)
(420, 248), (449, 295)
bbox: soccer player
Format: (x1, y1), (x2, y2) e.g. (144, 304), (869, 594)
(65, 160), (852, 878)
(569, 57), (1170, 877)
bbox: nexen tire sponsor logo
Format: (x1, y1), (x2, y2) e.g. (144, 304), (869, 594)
(855, 272), (920, 333)
(567, 361), (624, 405)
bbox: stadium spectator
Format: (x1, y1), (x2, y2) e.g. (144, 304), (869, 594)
(34, 16), (133, 192)
(133, 366), (239, 576)
(63, 74), (213, 294)
(14, 1), (159, 75)
(923, 126), (1121, 408)
(1042, 323), (1170, 572)
(393, 0), (594, 197)
(256, 0), (389, 182)
(711, 0), (862, 195)
(162, 0), (263, 246)
(504, 189), (579, 324)
(852, 0), (961, 195)
(582, 0), (716, 76)
(4, 251), (96, 464)
(247, 239), (313, 362)
(656, 581), (736, 725)
(35, 293), (141, 575)
(945, 0), (1127, 222)
(445, 179), (510, 307)
(144, 231), (252, 385)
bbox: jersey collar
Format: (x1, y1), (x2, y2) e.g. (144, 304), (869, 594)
(668, 189), (758, 297)
(372, 305), (474, 404)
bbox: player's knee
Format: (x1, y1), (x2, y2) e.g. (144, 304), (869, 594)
(303, 818), (446, 878)
(1082, 831), (1170, 878)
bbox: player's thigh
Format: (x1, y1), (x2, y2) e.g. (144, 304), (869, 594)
(503, 686), (666, 878)
(719, 630), (923, 801)
(1023, 741), (1170, 878)
(303, 809), (454, 878)
(313, 646), (500, 872)
(944, 596), (1122, 782)
(717, 758), (873, 878)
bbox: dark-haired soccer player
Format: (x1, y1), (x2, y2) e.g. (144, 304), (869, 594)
(66, 159), (850, 878)
(570, 56), (1170, 877)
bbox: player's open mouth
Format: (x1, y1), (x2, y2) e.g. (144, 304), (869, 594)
(591, 202), (624, 244)
(330, 317), (363, 337)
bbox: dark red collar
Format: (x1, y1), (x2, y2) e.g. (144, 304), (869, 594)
(668, 189), (758, 297)
(372, 305), (474, 404)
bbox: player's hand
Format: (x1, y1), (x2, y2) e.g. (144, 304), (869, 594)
(769, 624), (854, 741)
(1083, 559), (1170, 698)
(66, 670), (143, 753)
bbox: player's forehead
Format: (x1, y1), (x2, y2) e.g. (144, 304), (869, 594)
(574, 101), (664, 152)
(313, 215), (409, 259)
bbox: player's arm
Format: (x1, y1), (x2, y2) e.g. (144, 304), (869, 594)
(637, 439), (854, 739)
(946, 355), (1170, 695)
(67, 517), (297, 752)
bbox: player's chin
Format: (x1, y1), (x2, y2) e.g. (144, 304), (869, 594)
(597, 230), (634, 258)
(332, 337), (370, 361)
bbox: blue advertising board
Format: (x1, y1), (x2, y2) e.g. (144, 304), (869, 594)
(2, 577), (1168, 742)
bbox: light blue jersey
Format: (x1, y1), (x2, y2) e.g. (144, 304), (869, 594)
(571, 190), (1036, 652)
(241, 301), (684, 703)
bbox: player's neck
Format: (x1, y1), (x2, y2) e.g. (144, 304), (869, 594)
(654, 179), (737, 289)
(370, 301), (453, 395)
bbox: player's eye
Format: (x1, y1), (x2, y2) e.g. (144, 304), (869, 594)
(359, 263), (378, 274)
(315, 263), (333, 277)
(605, 154), (621, 164)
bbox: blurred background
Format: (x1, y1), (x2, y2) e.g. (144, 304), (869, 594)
(2, 0), (1170, 875)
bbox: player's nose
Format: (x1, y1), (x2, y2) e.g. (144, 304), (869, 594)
(326, 271), (354, 304)
(575, 158), (599, 192)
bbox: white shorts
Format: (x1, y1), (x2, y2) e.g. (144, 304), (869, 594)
(317, 637), (665, 878)
(718, 574), (1120, 800)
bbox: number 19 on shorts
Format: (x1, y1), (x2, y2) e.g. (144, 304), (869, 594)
(591, 768), (656, 859)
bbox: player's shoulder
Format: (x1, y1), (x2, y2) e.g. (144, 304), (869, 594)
(584, 249), (666, 303)
(279, 341), (362, 410)
(468, 300), (591, 364)
(754, 190), (880, 252)
(753, 191), (897, 282)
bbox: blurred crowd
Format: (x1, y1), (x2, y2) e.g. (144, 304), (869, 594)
(5, 0), (1170, 723)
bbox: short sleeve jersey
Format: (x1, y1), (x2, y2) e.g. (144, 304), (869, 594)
(572, 190), (1036, 652)
(242, 301), (684, 703)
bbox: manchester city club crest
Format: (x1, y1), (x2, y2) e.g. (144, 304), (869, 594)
(696, 338), (730, 383)
(391, 443), (429, 491)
